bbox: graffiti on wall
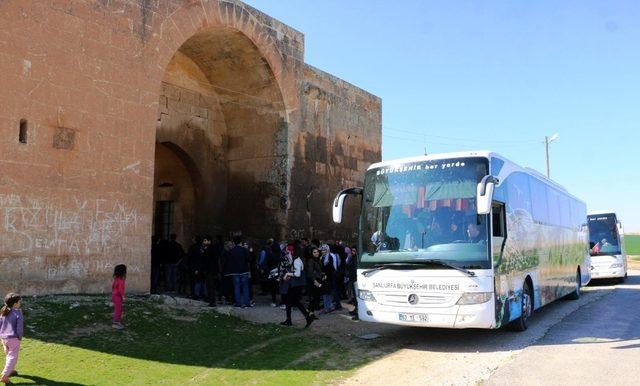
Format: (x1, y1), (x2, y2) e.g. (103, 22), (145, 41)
(0, 193), (147, 259)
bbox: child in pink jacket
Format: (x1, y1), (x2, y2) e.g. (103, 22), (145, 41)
(112, 264), (127, 330)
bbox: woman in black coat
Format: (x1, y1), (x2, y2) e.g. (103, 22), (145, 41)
(319, 245), (336, 313)
(305, 247), (324, 315)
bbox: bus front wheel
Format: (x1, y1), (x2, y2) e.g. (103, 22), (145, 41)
(509, 282), (533, 332)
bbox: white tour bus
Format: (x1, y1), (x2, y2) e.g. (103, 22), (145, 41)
(587, 211), (627, 281)
(333, 151), (590, 331)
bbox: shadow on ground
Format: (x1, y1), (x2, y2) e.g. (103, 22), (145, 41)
(19, 273), (640, 374)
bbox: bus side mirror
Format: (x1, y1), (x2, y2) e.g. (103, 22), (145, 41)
(332, 187), (363, 224)
(477, 175), (498, 215)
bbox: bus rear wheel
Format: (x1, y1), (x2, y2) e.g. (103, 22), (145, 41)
(567, 269), (581, 300)
(509, 282), (533, 332)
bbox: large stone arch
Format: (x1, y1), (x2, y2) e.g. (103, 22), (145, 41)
(149, 1), (299, 242)
(151, 0), (299, 117)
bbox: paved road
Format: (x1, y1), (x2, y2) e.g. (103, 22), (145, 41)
(343, 272), (639, 386)
(485, 273), (640, 386)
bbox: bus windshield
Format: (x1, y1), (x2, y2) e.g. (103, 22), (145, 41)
(360, 157), (491, 269)
(587, 214), (621, 255)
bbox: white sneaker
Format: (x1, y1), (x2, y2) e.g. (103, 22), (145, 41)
(112, 323), (125, 330)
(271, 303), (277, 307)
(279, 304), (286, 310)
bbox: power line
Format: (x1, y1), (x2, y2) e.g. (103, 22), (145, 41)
(383, 126), (541, 144)
(382, 134), (473, 147)
(382, 134), (540, 149)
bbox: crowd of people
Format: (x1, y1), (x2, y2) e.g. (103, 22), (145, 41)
(150, 235), (360, 326)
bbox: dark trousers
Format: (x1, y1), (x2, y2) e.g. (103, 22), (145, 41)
(177, 264), (190, 295)
(331, 278), (342, 309)
(352, 281), (359, 312)
(286, 285), (310, 321)
(308, 282), (322, 312)
(222, 276), (233, 303)
(268, 279), (278, 303)
(206, 273), (218, 305)
(150, 265), (161, 294)
(164, 264), (177, 291)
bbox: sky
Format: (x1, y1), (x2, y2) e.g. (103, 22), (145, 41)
(245, 0), (640, 232)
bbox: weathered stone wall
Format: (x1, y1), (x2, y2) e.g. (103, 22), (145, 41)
(288, 65), (382, 243)
(0, 0), (381, 295)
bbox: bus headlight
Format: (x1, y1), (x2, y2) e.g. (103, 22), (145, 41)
(358, 290), (377, 302)
(610, 263), (623, 268)
(456, 292), (493, 305)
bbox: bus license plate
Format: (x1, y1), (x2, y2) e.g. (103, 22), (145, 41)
(398, 313), (429, 322)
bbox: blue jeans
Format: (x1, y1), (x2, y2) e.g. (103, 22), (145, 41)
(322, 294), (334, 310)
(194, 281), (208, 299)
(164, 264), (177, 291)
(232, 274), (250, 307)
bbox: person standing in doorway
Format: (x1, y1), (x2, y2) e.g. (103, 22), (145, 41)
(165, 233), (184, 292)
(201, 235), (220, 307)
(192, 237), (210, 301)
(212, 236), (225, 303)
(224, 237), (251, 308)
(150, 236), (162, 294)
(281, 245), (314, 327)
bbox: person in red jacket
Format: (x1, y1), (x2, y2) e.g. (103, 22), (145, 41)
(111, 264), (127, 330)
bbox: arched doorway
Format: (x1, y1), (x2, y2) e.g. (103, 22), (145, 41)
(153, 26), (288, 249)
(153, 142), (200, 245)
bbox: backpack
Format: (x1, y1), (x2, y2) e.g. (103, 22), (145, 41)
(290, 257), (307, 287)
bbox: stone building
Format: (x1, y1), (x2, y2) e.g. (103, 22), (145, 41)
(0, 1), (381, 294)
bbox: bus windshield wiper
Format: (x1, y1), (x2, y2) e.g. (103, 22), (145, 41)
(362, 263), (423, 277)
(418, 259), (476, 277)
(361, 261), (476, 277)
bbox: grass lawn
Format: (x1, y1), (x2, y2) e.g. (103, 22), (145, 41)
(625, 234), (640, 256)
(10, 295), (374, 385)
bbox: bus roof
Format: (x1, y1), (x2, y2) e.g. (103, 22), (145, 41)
(367, 150), (495, 170)
(368, 150), (584, 204)
(588, 211), (618, 217)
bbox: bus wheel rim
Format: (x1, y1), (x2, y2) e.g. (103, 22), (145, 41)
(523, 291), (532, 319)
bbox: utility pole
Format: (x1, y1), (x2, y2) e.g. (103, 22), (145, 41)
(544, 133), (559, 178)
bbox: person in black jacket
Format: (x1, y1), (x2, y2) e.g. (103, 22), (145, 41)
(265, 242), (282, 306)
(346, 246), (359, 320)
(165, 233), (184, 292)
(223, 236), (252, 308)
(201, 235), (220, 307)
(191, 237), (210, 301)
(186, 236), (201, 297)
(319, 244), (336, 313)
(306, 247), (323, 315)
(281, 245), (314, 327)
(150, 235), (162, 294)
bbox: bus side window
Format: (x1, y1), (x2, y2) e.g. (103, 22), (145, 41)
(492, 202), (506, 238)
